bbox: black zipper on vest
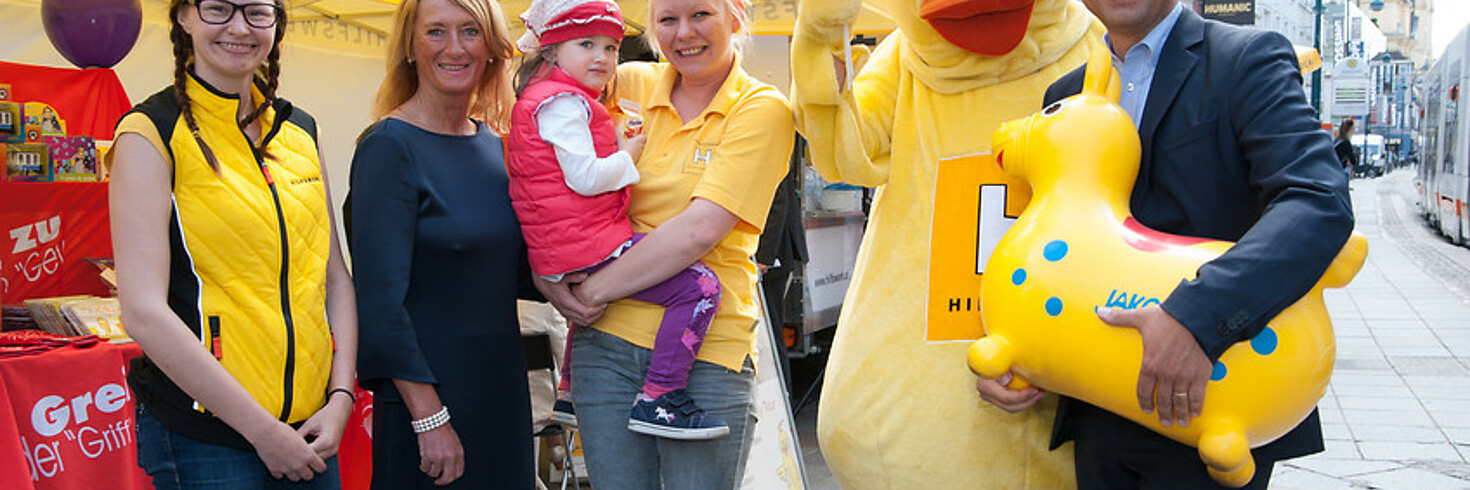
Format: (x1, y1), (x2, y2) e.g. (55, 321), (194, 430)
(244, 109), (296, 422)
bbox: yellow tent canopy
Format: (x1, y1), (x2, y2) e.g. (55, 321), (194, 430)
(286, 0), (401, 36)
(282, 0), (893, 39)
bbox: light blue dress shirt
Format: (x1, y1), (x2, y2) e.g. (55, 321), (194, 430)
(1106, 3), (1185, 127)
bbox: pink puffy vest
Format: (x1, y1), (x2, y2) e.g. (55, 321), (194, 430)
(508, 67), (633, 276)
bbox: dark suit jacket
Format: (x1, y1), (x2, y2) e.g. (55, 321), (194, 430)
(757, 138), (810, 269)
(1043, 9), (1354, 463)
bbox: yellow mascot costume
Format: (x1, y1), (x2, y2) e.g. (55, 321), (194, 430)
(969, 46), (1368, 487)
(790, 0), (1101, 487)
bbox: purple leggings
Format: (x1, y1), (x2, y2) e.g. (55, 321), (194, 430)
(558, 234), (721, 394)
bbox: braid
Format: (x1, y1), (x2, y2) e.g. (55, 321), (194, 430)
(170, 16), (222, 172)
(238, 6), (286, 160)
(238, 44), (281, 160)
(238, 41), (280, 130)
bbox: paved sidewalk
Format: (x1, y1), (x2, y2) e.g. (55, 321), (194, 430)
(1269, 170), (1470, 490)
(795, 168), (1470, 489)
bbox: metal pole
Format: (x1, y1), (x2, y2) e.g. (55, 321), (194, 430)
(1313, 0), (1324, 112)
(1360, 110), (1369, 176)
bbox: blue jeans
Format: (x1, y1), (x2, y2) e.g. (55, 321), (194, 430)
(570, 327), (756, 488)
(136, 405), (341, 490)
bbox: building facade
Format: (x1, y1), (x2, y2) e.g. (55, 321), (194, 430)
(1183, 0), (1423, 152)
(1192, 0), (1318, 46)
(1352, 0), (1427, 162)
(1354, 0), (1432, 67)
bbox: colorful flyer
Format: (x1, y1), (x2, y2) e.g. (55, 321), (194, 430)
(5, 142), (51, 182)
(45, 135), (98, 182)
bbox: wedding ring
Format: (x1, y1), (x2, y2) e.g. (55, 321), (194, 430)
(1173, 392), (1189, 398)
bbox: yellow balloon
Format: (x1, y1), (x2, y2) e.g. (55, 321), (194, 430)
(968, 43), (1369, 488)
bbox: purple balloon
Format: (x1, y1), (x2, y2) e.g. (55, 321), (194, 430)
(41, 0), (143, 69)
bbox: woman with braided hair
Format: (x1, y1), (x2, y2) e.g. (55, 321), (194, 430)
(109, 0), (358, 488)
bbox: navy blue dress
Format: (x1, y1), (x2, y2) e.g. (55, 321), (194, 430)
(348, 118), (534, 489)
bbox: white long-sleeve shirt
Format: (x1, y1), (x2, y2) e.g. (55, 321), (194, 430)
(536, 93), (640, 196)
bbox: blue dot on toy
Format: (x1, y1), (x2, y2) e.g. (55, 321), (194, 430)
(1012, 269), (1027, 286)
(1211, 361), (1227, 381)
(1252, 327), (1278, 356)
(1045, 297), (1062, 316)
(1043, 240), (1068, 262)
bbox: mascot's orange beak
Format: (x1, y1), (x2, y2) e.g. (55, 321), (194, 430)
(919, 0), (1036, 56)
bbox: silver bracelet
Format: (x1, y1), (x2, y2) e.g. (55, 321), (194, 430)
(411, 406), (450, 434)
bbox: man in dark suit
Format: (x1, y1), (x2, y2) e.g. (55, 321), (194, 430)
(975, 1), (1354, 488)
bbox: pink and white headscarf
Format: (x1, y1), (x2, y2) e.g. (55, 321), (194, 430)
(517, 0), (624, 53)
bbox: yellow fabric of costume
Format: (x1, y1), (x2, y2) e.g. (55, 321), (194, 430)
(791, 0), (1102, 487)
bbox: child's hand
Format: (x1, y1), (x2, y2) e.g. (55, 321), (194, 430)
(619, 132), (647, 162)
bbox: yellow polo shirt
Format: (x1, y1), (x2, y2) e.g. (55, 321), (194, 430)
(593, 60), (794, 371)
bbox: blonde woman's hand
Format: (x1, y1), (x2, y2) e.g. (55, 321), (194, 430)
(418, 423), (465, 486)
(299, 391), (355, 459)
(250, 420), (327, 481)
(534, 274), (605, 326)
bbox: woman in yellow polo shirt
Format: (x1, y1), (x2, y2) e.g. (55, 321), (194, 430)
(534, 0), (792, 486)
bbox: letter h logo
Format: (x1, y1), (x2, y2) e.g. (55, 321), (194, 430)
(692, 149), (713, 166)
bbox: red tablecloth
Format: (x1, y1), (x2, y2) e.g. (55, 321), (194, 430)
(0, 339), (369, 489)
(0, 341), (147, 489)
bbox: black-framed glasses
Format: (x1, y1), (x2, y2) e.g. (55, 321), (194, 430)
(194, 0), (282, 29)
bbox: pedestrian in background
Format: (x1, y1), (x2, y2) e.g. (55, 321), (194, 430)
(1336, 118), (1358, 182)
(756, 137), (809, 388)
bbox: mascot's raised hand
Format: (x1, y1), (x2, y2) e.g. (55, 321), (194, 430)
(795, 0), (863, 49)
(792, 0), (860, 103)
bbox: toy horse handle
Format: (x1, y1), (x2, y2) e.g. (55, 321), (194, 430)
(1081, 42), (1123, 103)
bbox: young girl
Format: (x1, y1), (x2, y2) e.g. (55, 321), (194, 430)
(507, 0), (728, 440)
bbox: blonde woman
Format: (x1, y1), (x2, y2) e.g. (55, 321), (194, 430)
(346, 0), (536, 487)
(538, 0), (795, 485)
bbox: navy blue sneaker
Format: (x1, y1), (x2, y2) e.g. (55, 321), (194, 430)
(551, 399), (578, 428)
(627, 389), (729, 440)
